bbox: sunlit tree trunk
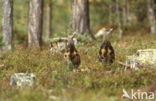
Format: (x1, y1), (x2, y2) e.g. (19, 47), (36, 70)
(147, 0), (156, 35)
(116, 0), (123, 39)
(28, 0), (43, 48)
(71, 0), (95, 39)
(45, 1), (52, 41)
(2, 0), (13, 51)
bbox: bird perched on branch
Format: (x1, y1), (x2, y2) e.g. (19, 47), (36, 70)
(64, 32), (81, 68)
(98, 26), (115, 64)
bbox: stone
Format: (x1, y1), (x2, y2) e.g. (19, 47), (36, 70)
(10, 73), (36, 87)
(126, 49), (156, 70)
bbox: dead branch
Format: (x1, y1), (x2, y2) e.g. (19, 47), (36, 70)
(115, 60), (156, 70)
(115, 60), (131, 68)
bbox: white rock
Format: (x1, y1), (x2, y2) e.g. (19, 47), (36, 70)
(127, 49), (156, 70)
(10, 73), (36, 87)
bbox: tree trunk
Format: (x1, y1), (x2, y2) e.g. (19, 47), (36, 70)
(109, 5), (112, 25)
(123, 0), (128, 26)
(116, 0), (123, 39)
(71, 0), (95, 39)
(147, 0), (156, 35)
(45, 2), (52, 41)
(28, 0), (43, 48)
(2, 0), (13, 51)
(127, 0), (130, 25)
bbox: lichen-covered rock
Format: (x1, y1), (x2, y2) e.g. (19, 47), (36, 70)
(127, 49), (156, 70)
(10, 73), (36, 87)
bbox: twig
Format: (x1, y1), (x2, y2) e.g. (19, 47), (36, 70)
(139, 64), (156, 71)
(115, 60), (131, 68)
(115, 60), (156, 70)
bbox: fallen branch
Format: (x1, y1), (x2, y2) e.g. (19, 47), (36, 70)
(115, 60), (131, 68)
(140, 64), (156, 71)
(115, 60), (156, 70)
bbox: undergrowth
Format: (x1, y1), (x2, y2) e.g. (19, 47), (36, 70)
(0, 33), (156, 101)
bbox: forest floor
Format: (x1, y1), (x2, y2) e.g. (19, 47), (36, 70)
(0, 33), (156, 101)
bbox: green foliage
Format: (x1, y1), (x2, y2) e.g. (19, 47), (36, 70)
(67, 61), (74, 71)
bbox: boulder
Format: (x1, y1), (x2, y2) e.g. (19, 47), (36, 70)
(10, 73), (36, 87)
(126, 49), (156, 70)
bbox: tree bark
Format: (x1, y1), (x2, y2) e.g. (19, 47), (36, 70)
(147, 0), (156, 35)
(127, 0), (130, 25)
(116, 0), (123, 39)
(2, 0), (13, 51)
(109, 5), (112, 25)
(123, 0), (128, 26)
(45, 2), (52, 41)
(28, 0), (43, 48)
(71, 0), (95, 39)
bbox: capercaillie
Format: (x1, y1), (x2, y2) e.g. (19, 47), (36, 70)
(64, 32), (81, 68)
(99, 40), (115, 63)
(98, 26), (115, 64)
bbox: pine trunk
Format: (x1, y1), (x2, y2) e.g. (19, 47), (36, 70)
(2, 0), (13, 51)
(45, 2), (52, 41)
(109, 5), (112, 25)
(123, 0), (128, 26)
(28, 0), (43, 48)
(71, 0), (95, 39)
(116, 0), (123, 39)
